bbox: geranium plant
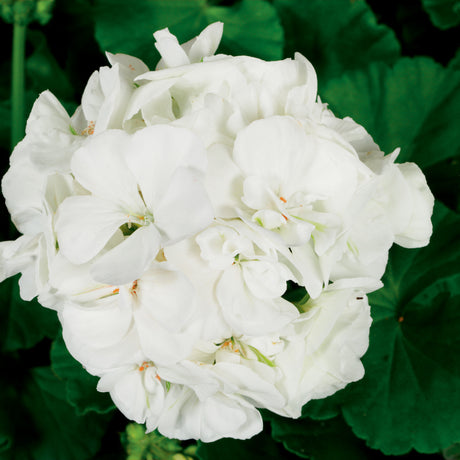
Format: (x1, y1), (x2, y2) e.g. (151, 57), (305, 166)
(0, 1), (459, 459)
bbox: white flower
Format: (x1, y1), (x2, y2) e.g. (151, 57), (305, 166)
(55, 125), (213, 285)
(275, 282), (374, 418)
(156, 335), (286, 441)
(97, 361), (166, 430)
(196, 223), (299, 336)
(158, 385), (262, 442)
(0, 22), (435, 442)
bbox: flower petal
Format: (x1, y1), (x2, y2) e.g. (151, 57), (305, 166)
(159, 386), (262, 442)
(90, 224), (161, 285)
(55, 195), (127, 264)
(70, 130), (144, 212)
(125, 124), (207, 211)
(155, 167), (213, 243)
(216, 264), (298, 336)
(154, 28), (190, 69)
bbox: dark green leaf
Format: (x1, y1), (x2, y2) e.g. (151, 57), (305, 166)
(274, 0), (400, 82)
(0, 378), (16, 454)
(444, 442), (460, 460)
(267, 412), (386, 460)
(50, 333), (115, 415)
(196, 424), (295, 460)
(331, 202), (460, 455)
(2, 367), (111, 460)
(0, 275), (59, 352)
(322, 58), (460, 170)
(421, 0), (460, 29)
(450, 49), (460, 70)
(204, 0), (284, 60)
(94, 0), (283, 68)
(26, 30), (75, 100)
(424, 155), (460, 214)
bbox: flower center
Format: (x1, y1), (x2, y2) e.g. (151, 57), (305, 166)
(120, 211), (154, 236)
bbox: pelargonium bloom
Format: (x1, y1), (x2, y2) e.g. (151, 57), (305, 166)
(0, 22), (434, 442)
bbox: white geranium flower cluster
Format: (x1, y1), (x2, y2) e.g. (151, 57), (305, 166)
(0, 23), (434, 441)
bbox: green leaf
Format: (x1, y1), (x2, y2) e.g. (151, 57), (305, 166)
(26, 30), (75, 101)
(94, 0), (283, 68)
(196, 425), (293, 460)
(449, 48), (460, 71)
(322, 57), (460, 169)
(267, 413), (384, 460)
(273, 0), (400, 83)
(421, 0), (460, 29)
(50, 333), (115, 415)
(329, 202), (460, 455)
(204, 0), (284, 61)
(423, 157), (460, 213)
(444, 442), (460, 460)
(0, 275), (59, 352)
(3, 367), (111, 460)
(0, 378), (17, 454)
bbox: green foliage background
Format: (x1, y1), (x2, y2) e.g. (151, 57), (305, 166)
(0, 0), (459, 459)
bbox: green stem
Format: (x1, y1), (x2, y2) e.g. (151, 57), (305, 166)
(11, 21), (27, 150)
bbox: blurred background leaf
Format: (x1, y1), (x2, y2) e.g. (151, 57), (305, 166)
(322, 58), (460, 213)
(421, 0), (460, 29)
(50, 333), (115, 416)
(273, 0), (401, 85)
(0, 275), (59, 353)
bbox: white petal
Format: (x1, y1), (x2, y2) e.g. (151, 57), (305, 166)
(217, 265), (298, 336)
(285, 53), (318, 118)
(186, 22), (223, 63)
(159, 387), (262, 442)
(241, 260), (289, 299)
(126, 124), (207, 210)
(81, 70), (105, 123)
(60, 297), (133, 348)
(164, 238), (232, 342)
(136, 265), (196, 329)
(106, 52), (149, 78)
(61, 318), (142, 373)
(71, 130), (145, 212)
(252, 209), (286, 229)
(55, 195), (127, 264)
(243, 175), (276, 210)
(287, 244), (324, 298)
(155, 167), (213, 243)
(2, 155), (46, 234)
(204, 144), (242, 219)
(95, 64), (134, 133)
(90, 224), (161, 285)
(393, 163), (434, 248)
(154, 28), (190, 69)
(134, 308), (195, 365)
(233, 116), (317, 194)
(214, 362), (285, 410)
(98, 368), (149, 423)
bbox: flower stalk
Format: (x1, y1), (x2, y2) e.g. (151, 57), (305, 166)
(1, 0), (56, 149)
(11, 20), (26, 149)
